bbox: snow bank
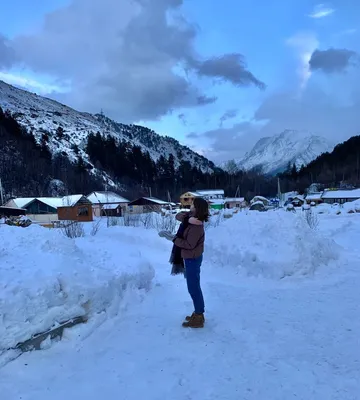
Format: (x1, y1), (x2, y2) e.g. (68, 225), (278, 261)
(0, 224), (162, 351)
(205, 210), (340, 279)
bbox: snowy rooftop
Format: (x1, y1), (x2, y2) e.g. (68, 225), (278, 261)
(87, 191), (129, 204)
(305, 192), (323, 200)
(225, 197), (245, 202)
(321, 189), (360, 199)
(102, 204), (120, 210)
(142, 197), (169, 205)
(10, 195), (86, 209)
(196, 189), (224, 196)
(209, 199), (225, 205)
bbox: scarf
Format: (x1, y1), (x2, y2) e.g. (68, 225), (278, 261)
(169, 215), (189, 276)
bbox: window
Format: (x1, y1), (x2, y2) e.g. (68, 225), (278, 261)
(78, 207), (89, 216)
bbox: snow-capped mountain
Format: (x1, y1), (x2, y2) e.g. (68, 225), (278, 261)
(233, 130), (334, 175)
(0, 80), (214, 184)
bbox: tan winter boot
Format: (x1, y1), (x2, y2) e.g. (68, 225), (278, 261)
(185, 312), (205, 322)
(182, 313), (205, 328)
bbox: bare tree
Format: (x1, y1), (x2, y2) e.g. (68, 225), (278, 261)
(304, 208), (319, 230)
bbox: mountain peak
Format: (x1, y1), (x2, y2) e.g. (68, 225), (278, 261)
(0, 80), (214, 189)
(233, 130), (334, 175)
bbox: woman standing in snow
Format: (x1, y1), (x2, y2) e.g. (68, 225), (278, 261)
(160, 197), (209, 328)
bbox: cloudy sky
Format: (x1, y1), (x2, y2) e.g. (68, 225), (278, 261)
(0, 0), (359, 163)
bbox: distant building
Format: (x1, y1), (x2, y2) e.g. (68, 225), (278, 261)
(180, 192), (201, 208)
(291, 195), (305, 207)
(224, 197), (247, 209)
(180, 189), (224, 208)
(87, 191), (129, 217)
(57, 195), (93, 222)
(128, 197), (170, 213)
(321, 189), (360, 204)
(305, 192), (323, 205)
(4, 197), (64, 223)
(6, 195), (94, 223)
(0, 206), (26, 218)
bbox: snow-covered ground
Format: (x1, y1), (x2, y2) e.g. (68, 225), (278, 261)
(1, 209), (360, 399)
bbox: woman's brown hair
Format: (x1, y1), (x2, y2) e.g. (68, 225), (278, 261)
(193, 197), (210, 222)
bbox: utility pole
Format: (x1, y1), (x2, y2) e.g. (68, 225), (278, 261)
(0, 178), (4, 205)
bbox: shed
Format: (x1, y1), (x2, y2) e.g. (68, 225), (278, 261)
(128, 197), (169, 213)
(57, 195), (93, 222)
(101, 203), (123, 217)
(0, 206), (27, 217)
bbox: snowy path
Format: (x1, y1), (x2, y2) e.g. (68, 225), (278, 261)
(1, 260), (360, 400)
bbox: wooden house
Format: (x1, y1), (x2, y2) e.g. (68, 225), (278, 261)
(128, 197), (170, 213)
(57, 195), (93, 222)
(87, 191), (129, 217)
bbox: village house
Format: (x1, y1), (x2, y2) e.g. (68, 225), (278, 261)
(6, 195), (94, 223)
(127, 197), (171, 213)
(208, 199), (225, 210)
(180, 189), (225, 208)
(87, 191), (129, 217)
(57, 195), (93, 222)
(224, 197), (247, 209)
(305, 192), (323, 205)
(291, 195), (305, 207)
(4, 197), (64, 223)
(179, 192), (201, 208)
(321, 189), (360, 204)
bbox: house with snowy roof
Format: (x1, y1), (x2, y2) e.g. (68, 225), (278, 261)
(128, 196), (171, 213)
(180, 189), (224, 208)
(87, 191), (129, 217)
(321, 189), (360, 205)
(4, 195), (93, 223)
(305, 192), (324, 205)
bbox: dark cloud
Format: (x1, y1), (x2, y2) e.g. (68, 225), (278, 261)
(186, 132), (199, 139)
(178, 113), (187, 125)
(219, 109), (238, 126)
(0, 35), (16, 68)
(197, 84), (360, 164)
(192, 54), (266, 89)
(309, 48), (358, 73)
(5, 0), (262, 122)
(196, 95), (218, 105)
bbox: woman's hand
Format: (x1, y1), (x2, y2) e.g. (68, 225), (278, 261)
(158, 230), (176, 241)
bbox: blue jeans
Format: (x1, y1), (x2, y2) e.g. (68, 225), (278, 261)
(184, 255), (205, 314)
